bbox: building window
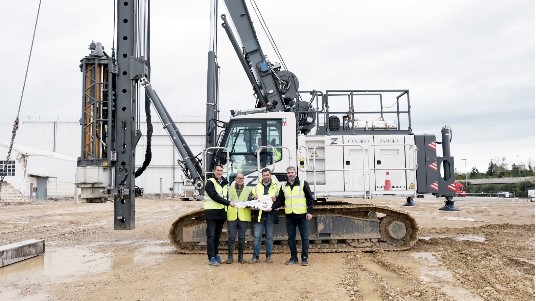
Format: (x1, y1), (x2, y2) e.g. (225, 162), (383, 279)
(0, 160), (15, 176)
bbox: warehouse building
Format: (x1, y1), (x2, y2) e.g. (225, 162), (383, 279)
(0, 118), (206, 197)
(0, 142), (76, 200)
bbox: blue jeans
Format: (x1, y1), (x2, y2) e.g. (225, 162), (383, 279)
(286, 217), (309, 261)
(253, 216), (274, 258)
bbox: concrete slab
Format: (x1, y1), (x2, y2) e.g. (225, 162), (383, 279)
(0, 239), (45, 267)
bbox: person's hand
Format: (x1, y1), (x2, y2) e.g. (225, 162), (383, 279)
(229, 202), (236, 207)
(306, 213), (312, 221)
(271, 196), (276, 201)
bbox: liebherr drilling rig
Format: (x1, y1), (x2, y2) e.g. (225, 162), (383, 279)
(76, 0), (458, 252)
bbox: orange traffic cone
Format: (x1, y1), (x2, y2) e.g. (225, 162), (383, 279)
(384, 171), (392, 191)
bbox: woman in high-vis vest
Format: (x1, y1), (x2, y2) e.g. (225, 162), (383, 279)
(225, 173), (253, 264)
(270, 166), (314, 266)
(204, 164), (235, 267)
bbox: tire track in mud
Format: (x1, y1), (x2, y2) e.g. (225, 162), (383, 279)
(341, 223), (534, 301)
(342, 251), (453, 301)
(418, 224), (534, 301)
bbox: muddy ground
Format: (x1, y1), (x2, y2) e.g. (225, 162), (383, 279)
(0, 196), (533, 301)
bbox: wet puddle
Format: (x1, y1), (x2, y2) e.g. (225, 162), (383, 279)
(411, 252), (483, 301)
(455, 235), (486, 242)
(410, 252), (451, 282)
(0, 240), (173, 299)
(420, 235), (486, 243)
(0, 247), (108, 280)
(443, 217), (477, 222)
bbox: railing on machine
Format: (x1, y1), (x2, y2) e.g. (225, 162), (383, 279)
(203, 146), (231, 179)
(297, 90), (413, 135)
(256, 145), (292, 176)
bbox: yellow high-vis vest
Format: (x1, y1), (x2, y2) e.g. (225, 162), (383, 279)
(282, 182), (307, 214)
(253, 178), (279, 222)
(227, 183), (252, 222)
(273, 147), (282, 162)
(203, 178), (228, 210)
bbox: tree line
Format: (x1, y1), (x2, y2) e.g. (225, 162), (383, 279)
(454, 158), (534, 197)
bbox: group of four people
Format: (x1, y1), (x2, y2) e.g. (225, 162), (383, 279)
(203, 165), (314, 266)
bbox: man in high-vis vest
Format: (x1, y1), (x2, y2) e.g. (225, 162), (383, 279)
(226, 173), (253, 264)
(249, 168), (280, 264)
(273, 147), (282, 162)
(269, 138), (282, 163)
(204, 164), (235, 267)
(270, 166), (314, 266)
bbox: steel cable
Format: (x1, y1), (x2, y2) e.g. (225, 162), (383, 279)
(0, 0), (43, 195)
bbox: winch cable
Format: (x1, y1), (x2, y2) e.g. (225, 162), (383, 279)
(0, 0), (43, 195)
(135, 0), (153, 178)
(249, 0), (287, 70)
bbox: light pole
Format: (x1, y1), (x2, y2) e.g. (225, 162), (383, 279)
(461, 158), (468, 187)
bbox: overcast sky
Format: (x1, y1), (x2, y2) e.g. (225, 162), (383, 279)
(0, 0), (534, 172)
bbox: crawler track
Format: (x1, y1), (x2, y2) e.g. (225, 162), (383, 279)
(169, 203), (418, 254)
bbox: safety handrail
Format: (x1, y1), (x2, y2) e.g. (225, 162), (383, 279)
(203, 146), (231, 184)
(256, 145), (292, 176)
(297, 145), (309, 172)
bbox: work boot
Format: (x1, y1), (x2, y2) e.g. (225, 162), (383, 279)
(249, 256), (259, 264)
(226, 242), (234, 264)
(238, 241), (245, 263)
(265, 256), (273, 263)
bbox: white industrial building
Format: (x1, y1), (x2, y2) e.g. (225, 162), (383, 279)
(0, 142), (77, 200)
(0, 118), (206, 197)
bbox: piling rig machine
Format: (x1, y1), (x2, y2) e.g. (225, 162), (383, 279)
(76, 0), (458, 252)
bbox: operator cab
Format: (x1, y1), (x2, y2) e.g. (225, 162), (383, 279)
(219, 112), (297, 182)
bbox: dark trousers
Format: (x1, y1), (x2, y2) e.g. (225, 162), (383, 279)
(286, 217), (309, 261)
(206, 219), (225, 260)
(227, 220), (249, 259)
(227, 220), (248, 245)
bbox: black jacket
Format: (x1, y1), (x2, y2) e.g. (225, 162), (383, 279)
(204, 177), (230, 220)
(272, 178), (314, 219)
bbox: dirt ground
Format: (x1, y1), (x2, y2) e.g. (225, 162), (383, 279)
(0, 196), (534, 301)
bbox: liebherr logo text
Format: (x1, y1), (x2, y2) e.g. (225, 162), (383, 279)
(346, 138), (371, 144)
(378, 138), (401, 143)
